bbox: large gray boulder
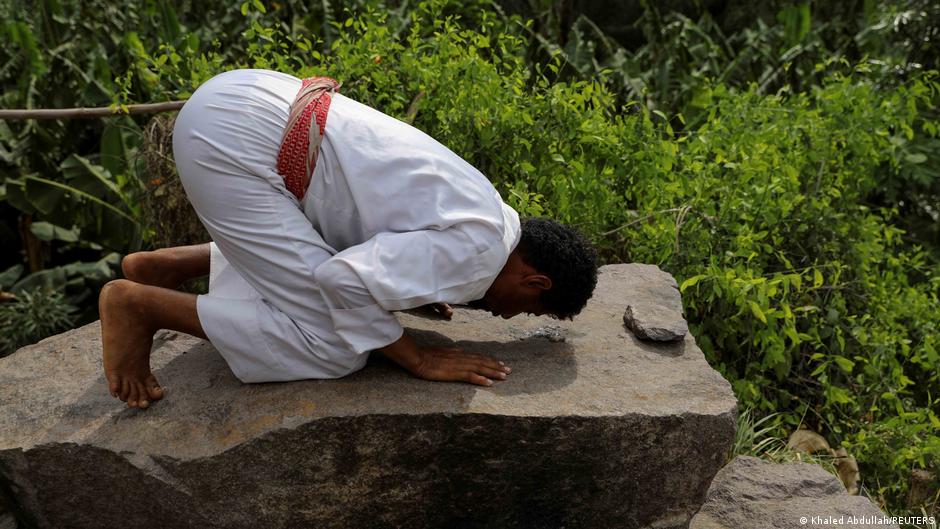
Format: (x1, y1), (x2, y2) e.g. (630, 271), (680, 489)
(690, 456), (900, 529)
(0, 264), (737, 529)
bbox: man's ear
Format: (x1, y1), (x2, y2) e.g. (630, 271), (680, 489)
(524, 274), (552, 291)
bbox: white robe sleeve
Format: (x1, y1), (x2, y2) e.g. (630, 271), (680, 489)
(313, 226), (496, 355)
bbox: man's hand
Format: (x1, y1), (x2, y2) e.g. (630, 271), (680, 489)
(377, 331), (511, 386)
(411, 345), (511, 386)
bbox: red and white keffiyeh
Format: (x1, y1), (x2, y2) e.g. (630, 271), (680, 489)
(277, 76), (341, 201)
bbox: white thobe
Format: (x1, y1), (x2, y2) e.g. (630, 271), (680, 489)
(172, 69), (520, 382)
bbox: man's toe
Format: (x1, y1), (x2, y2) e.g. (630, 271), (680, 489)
(108, 374), (121, 398)
(135, 382), (150, 408)
(127, 382), (140, 407)
(145, 374), (164, 401)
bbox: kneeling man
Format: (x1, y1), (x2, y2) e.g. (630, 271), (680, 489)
(100, 69), (597, 409)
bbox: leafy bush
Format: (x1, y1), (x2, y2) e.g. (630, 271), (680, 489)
(526, 0), (940, 266)
(0, 287), (77, 356)
(665, 74), (940, 510)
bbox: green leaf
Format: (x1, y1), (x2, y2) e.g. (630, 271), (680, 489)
(29, 221), (54, 240)
(3, 179), (36, 214)
(23, 175), (137, 224)
(62, 260), (112, 283)
(825, 385), (853, 405)
(833, 355), (854, 374)
(811, 361), (828, 376)
(904, 153), (927, 164)
(252, 0), (266, 13)
(29, 222), (79, 243)
(100, 123), (127, 178)
(0, 265), (24, 289)
(748, 301), (767, 324)
(813, 268), (824, 288)
(24, 177), (66, 214)
(11, 267), (68, 294)
(240, 2), (249, 15)
(59, 154), (122, 200)
(789, 273), (802, 290)
(680, 274), (707, 292)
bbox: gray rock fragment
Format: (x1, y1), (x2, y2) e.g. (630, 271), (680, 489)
(690, 456), (900, 529)
(620, 263), (689, 341)
(516, 323), (567, 342)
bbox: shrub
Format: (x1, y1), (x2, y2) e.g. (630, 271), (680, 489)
(0, 288), (77, 356)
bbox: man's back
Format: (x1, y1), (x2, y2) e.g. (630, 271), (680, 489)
(306, 91), (517, 257)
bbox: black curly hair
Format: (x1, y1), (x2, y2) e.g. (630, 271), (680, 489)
(516, 217), (598, 319)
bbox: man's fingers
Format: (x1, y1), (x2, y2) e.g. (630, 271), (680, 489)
(464, 372), (494, 386)
(453, 360), (509, 383)
(450, 352), (510, 375)
(450, 356), (505, 374)
(475, 366), (509, 380)
(467, 355), (509, 373)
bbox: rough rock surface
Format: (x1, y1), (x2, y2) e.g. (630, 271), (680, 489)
(0, 264), (736, 529)
(621, 264), (688, 341)
(690, 456), (900, 529)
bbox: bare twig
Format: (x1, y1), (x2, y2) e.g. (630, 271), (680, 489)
(674, 204), (692, 254)
(0, 100), (187, 120)
(601, 207), (687, 236)
(404, 91), (426, 124)
(812, 159), (825, 197)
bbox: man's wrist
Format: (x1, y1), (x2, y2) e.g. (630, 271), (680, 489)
(376, 331), (424, 373)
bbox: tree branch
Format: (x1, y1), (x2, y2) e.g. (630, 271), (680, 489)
(0, 101), (187, 120)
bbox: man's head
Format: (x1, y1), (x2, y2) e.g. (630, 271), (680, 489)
(478, 218), (598, 319)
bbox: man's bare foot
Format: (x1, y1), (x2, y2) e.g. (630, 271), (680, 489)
(99, 279), (164, 409)
(122, 244), (209, 289)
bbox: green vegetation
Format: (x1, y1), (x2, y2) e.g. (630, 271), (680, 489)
(0, 286), (77, 354)
(1, 0), (937, 519)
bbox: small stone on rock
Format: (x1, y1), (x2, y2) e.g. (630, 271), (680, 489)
(623, 304), (688, 342)
(517, 324), (567, 343)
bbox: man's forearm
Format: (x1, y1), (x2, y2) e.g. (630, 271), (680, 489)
(376, 331), (424, 373)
